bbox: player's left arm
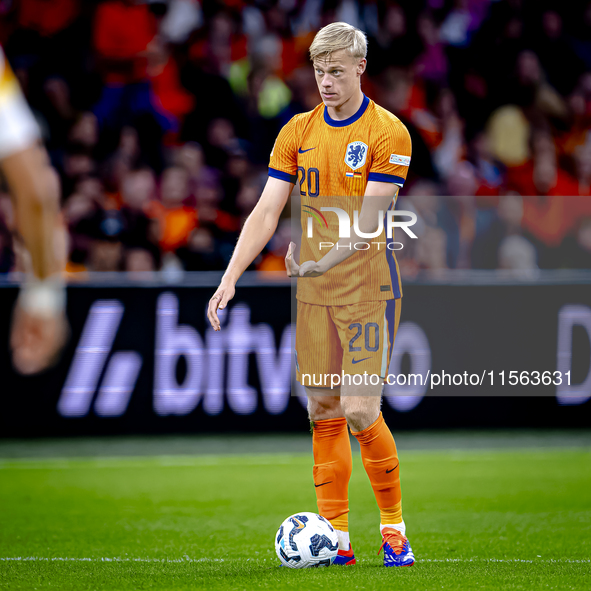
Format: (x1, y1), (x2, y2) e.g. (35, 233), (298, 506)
(294, 183), (398, 277)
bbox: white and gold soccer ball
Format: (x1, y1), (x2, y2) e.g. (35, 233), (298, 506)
(274, 512), (339, 568)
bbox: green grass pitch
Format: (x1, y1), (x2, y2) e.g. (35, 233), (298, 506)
(0, 433), (590, 590)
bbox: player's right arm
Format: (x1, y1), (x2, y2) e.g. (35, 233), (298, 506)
(207, 176), (293, 330)
(208, 116), (299, 331)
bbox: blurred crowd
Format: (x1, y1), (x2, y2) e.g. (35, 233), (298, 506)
(1, 0), (591, 277)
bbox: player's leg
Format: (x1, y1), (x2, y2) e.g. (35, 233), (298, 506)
(296, 302), (355, 563)
(307, 389), (350, 524)
(306, 387), (355, 564)
(342, 391), (414, 566)
(335, 299), (415, 566)
(340, 388), (404, 533)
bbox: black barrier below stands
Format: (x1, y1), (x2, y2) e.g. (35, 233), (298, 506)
(0, 272), (590, 437)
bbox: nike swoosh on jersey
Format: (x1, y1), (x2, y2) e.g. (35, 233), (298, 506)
(298, 147), (316, 153)
(351, 357), (371, 364)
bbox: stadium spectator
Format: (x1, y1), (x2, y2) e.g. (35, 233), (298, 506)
(124, 247), (157, 276)
(175, 142), (218, 195)
(91, 0), (174, 135)
(472, 195), (525, 269)
(61, 146), (96, 197)
(195, 177), (239, 236)
(6, 0), (87, 92)
(374, 68), (437, 182)
(68, 112), (99, 150)
(148, 166), (196, 253)
(573, 142), (591, 195)
(441, 166), (478, 269)
(415, 226), (449, 274)
(88, 238), (123, 272)
(202, 118), (243, 170)
(533, 10), (583, 96)
(431, 89), (465, 180)
(257, 219), (291, 272)
(469, 133), (504, 196)
(414, 11), (448, 85)
(16, 0), (80, 40)
(236, 174), (265, 227)
(366, 4), (421, 76)
(120, 168), (161, 264)
(498, 235), (538, 271)
(147, 37), (195, 123)
(559, 217), (591, 269)
(177, 227), (227, 271)
(512, 50), (568, 128)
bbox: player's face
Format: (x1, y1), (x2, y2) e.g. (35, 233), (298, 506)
(313, 50), (366, 109)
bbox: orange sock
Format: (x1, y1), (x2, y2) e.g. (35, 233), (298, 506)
(351, 412), (402, 525)
(312, 417), (352, 531)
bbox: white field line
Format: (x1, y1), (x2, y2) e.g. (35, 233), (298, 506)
(0, 557), (224, 563)
(0, 556), (589, 565)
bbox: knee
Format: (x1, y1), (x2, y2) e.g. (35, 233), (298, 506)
(341, 398), (379, 432)
(307, 395), (342, 421)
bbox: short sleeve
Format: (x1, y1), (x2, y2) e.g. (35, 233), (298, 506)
(368, 121), (412, 187)
(268, 116), (299, 184)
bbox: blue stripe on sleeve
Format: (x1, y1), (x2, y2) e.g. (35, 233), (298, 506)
(368, 172), (406, 186)
(268, 167), (297, 184)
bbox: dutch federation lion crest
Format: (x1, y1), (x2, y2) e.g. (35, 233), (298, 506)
(345, 141), (368, 170)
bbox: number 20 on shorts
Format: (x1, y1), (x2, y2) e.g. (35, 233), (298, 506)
(349, 322), (379, 352)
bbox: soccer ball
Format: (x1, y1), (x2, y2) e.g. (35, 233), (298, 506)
(274, 512), (339, 568)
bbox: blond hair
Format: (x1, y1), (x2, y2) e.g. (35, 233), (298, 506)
(309, 22), (367, 62)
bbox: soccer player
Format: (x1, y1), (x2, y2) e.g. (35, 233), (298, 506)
(0, 46), (68, 374)
(208, 22), (414, 567)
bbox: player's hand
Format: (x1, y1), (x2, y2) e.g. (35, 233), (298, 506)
(10, 305), (69, 375)
(207, 281), (235, 331)
(285, 242), (299, 277)
(298, 260), (324, 277)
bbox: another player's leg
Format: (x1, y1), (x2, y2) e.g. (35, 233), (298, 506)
(307, 389), (356, 565)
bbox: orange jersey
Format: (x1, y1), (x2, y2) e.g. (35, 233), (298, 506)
(269, 94), (412, 305)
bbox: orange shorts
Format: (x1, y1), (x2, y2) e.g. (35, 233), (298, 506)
(295, 298), (401, 385)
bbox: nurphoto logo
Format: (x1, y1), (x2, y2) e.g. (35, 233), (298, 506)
(304, 206), (418, 251)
